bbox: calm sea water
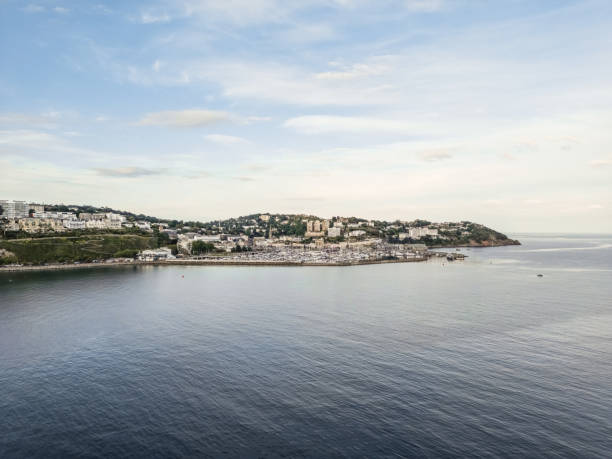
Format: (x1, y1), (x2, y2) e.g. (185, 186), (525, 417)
(1, 235), (611, 458)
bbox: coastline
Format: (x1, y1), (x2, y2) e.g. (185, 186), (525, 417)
(428, 240), (521, 249)
(0, 240), (521, 273)
(0, 256), (429, 273)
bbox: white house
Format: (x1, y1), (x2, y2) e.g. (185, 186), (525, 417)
(138, 247), (175, 261)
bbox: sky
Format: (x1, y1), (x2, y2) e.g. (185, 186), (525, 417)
(1, 0), (611, 232)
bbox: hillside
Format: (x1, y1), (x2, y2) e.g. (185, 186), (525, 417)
(0, 234), (157, 264)
(1, 204), (519, 265)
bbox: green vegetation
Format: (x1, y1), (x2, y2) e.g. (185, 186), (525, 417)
(191, 241), (217, 254)
(1, 227), (149, 240)
(0, 250), (17, 264)
(153, 227), (171, 248)
(113, 248), (140, 258)
(0, 234), (156, 265)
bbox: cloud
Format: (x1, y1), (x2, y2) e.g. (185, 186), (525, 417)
(0, 129), (103, 164)
(314, 59), (391, 80)
(171, 0), (300, 26)
(54, 7), (70, 14)
(242, 163), (271, 172)
(93, 167), (166, 177)
(419, 149), (452, 162)
(140, 0), (445, 28)
(205, 134), (249, 145)
(152, 60), (164, 72)
(589, 159), (612, 167)
(232, 176), (256, 182)
(137, 109), (232, 127)
(141, 12), (171, 24)
(23, 4), (45, 13)
(0, 129), (61, 149)
(284, 115), (415, 134)
(246, 116), (271, 123)
(0, 112), (62, 128)
(282, 23), (337, 44)
(183, 170), (214, 179)
(404, 0), (444, 12)
(93, 4), (113, 15)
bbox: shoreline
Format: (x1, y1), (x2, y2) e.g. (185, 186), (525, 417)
(428, 240), (521, 249)
(0, 256), (429, 273)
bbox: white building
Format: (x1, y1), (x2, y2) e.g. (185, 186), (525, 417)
(34, 211), (77, 220)
(0, 200), (27, 219)
(138, 247), (175, 261)
(194, 234), (221, 242)
(135, 221), (151, 231)
(64, 220), (86, 230)
(348, 230), (366, 238)
(408, 227), (439, 239)
(85, 220), (106, 229)
(107, 220), (122, 229)
(106, 213), (126, 223)
(327, 227), (342, 238)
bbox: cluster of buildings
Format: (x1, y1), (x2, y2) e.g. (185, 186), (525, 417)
(0, 200), (153, 234)
(398, 227), (439, 240)
(304, 218), (377, 239)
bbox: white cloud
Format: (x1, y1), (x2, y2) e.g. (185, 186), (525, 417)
(23, 4), (45, 13)
(174, 0), (301, 25)
(137, 109), (233, 127)
(141, 12), (171, 24)
(314, 61), (390, 80)
(0, 112), (62, 128)
(205, 134), (249, 145)
(152, 60), (164, 72)
(201, 60), (398, 106)
(54, 7), (70, 14)
(282, 23), (337, 43)
(284, 115), (417, 134)
(142, 0), (446, 27)
(93, 167), (166, 177)
(0, 129), (59, 149)
(404, 0), (444, 13)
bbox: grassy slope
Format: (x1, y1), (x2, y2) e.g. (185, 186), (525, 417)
(0, 234), (156, 264)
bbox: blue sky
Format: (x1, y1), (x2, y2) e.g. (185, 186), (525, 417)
(1, 0), (611, 231)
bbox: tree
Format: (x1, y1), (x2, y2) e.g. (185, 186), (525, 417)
(191, 240), (216, 255)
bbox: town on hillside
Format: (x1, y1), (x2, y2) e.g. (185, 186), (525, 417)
(0, 200), (519, 267)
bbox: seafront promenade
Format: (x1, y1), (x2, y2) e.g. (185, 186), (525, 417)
(0, 255), (430, 273)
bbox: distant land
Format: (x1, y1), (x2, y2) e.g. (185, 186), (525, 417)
(0, 201), (519, 268)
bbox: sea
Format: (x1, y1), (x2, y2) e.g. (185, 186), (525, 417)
(1, 234), (611, 458)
